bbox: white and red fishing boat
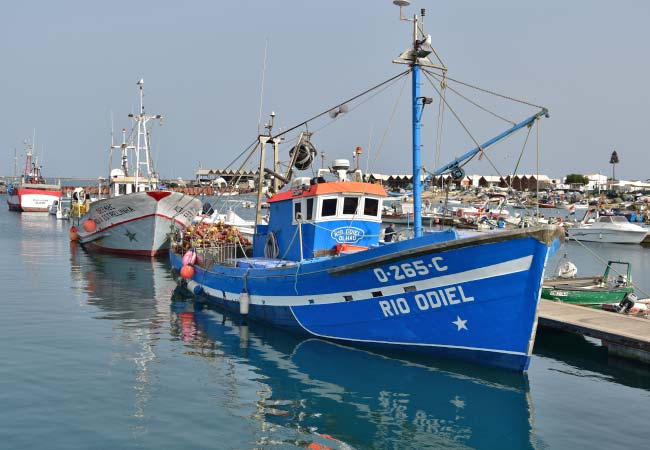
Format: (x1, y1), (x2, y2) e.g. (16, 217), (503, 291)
(7, 141), (61, 212)
(74, 79), (201, 256)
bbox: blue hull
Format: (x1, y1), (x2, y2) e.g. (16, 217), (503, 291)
(171, 227), (563, 371)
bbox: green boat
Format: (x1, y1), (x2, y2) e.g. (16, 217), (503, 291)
(541, 261), (633, 306)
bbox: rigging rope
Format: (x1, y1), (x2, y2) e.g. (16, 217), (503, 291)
(434, 79), (446, 170)
(426, 71), (516, 125)
(273, 69), (412, 140)
(433, 73), (544, 110)
(422, 70), (484, 158)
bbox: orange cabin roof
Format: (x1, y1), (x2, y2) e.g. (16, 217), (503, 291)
(267, 181), (387, 203)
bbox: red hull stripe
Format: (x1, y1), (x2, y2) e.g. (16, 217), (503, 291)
(17, 188), (62, 197)
(268, 181), (387, 203)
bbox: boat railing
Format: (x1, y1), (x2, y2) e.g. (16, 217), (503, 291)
(195, 244), (240, 267)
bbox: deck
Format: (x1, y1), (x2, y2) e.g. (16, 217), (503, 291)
(538, 299), (650, 364)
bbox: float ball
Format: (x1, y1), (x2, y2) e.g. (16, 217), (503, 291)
(83, 219), (97, 233)
(180, 265), (195, 280)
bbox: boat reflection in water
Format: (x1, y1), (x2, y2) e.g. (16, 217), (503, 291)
(171, 296), (541, 450)
(70, 243), (174, 318)
(69, 248), (176, 428)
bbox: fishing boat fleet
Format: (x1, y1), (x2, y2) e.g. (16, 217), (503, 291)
(5, 1), (648, 371)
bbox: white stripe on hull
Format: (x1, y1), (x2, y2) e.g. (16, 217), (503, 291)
(199, 255), (533, 307)
(9, 192), (61, 212)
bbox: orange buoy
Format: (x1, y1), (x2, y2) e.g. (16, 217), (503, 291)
(306, 444), (332, 450)
(180, 265), (195, 280)
(69, 226), (79, 241)
(83, 219), (97, 233)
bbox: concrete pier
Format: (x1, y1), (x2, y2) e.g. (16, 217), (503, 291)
(538, 299), (650, 364)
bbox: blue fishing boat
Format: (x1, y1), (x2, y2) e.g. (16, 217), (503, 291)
(171, 2), (564, 371)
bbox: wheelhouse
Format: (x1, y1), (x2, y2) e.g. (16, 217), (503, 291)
(109, 168), (159, 197)
(253, 180), (387, 261)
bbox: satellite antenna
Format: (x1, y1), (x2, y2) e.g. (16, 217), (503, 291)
(392, 1), (446, 71)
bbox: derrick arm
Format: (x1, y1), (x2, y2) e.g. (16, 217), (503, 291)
(431, 108), (548, 176)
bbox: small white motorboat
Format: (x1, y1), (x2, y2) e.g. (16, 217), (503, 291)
(567, 214), (648, 244)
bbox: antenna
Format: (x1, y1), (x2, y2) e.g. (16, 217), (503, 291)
(392, 1), (445, 71)
(393, 0), (411, 21)
(110, 110), (115, 146)
(257, 39), (269, 135)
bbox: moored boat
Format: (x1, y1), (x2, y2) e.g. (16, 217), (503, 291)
(7, 141), (61, 212)
(567, 213), (648, 244)
(542, 261), (633, 305)
(75, 80), (201, 256)
(170, 4), (563, 371)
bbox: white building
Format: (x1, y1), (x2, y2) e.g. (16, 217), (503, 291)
(585, 173), (608, 192)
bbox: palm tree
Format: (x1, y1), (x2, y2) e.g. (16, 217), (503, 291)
(609, 150), (619, 182)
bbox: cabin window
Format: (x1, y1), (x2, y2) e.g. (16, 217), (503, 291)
(119, 184), (127, 195)
(306, 198), (314, 220)
(293, 201), (302, 221)
(321, 198), (338, 217)
(364, 198), (379, 217)
(343, 197), (359, 215)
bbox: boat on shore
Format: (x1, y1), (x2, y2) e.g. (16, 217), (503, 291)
(171, 4), (563, 371)
(74, 80), (201, 256)
(7, 141), (61, 212)
(542, 261), (633, 305)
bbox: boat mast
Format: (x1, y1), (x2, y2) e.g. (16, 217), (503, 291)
(255, 112), (277, 230)
(393, 1), (435, 238)
(411, 15), (423, 238)
(128, 79), (162, 191)
(23, 139), (33, 181)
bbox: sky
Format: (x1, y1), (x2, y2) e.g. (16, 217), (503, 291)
(1, 0), (649, 181)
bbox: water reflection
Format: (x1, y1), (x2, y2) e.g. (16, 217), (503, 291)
(70, 249), (177, 433)
(534, 328), (650, 390)
(69, 247), (543, 450)
(171, 297), (540, 450)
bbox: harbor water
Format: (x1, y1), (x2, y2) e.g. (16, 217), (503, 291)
(1, 198), (649, 450)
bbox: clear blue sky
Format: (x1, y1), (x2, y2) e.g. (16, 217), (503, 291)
(1, 0), (649, 181)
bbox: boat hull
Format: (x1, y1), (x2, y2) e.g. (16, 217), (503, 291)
(7, 187), (62, 212)
(172, 226), (564, 371)
(567, 227), (647, 244)
(541, 282), (632, 305)
(77, 191), (201, 256)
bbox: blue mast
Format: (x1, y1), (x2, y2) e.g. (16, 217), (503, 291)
(412, 63), (422, 237)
